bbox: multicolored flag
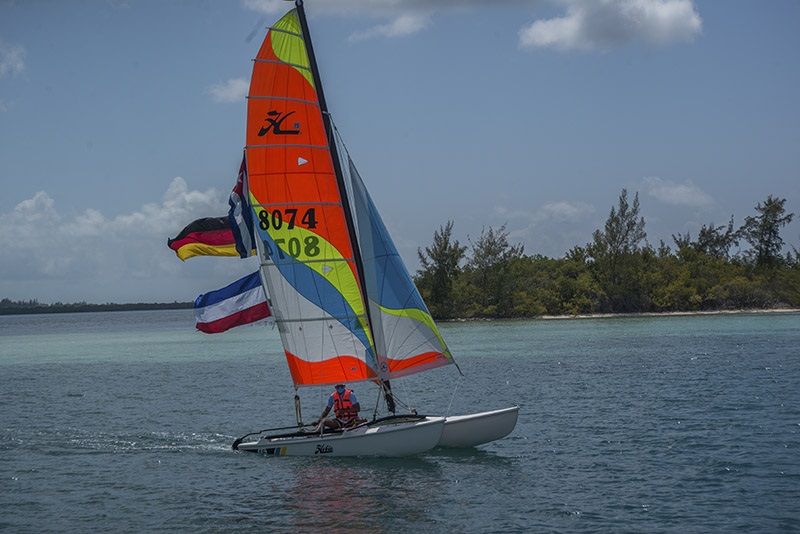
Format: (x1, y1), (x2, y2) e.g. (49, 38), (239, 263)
(228, 156), (255, 259)
(167, 217), (239, 260)
(194, 272), (271, 334)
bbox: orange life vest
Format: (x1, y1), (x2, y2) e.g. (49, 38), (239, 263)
(333, 389), (358, 422)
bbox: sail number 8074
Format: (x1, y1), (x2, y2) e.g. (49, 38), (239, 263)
(258, 208), (317, 230)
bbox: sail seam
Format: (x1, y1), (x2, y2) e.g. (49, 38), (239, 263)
(268, 26), (302, 39)
(245, 143), (330, 150)
(254, 58), (311, 72)
(273, 315), (368, 324)
(247, 96), (320, 107)
(261, 257), (354, 267)
(253, 201), (342, 209)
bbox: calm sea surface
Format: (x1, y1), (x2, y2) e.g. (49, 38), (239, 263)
(1, 310), (798, 533)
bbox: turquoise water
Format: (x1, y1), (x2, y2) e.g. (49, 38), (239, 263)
(1, 310), (798, 532)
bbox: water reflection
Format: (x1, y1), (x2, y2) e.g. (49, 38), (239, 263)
(427, 445), (517, 466)
(285, 457), (444, 532)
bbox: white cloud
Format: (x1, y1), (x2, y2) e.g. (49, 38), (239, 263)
(348, 13), (431, 42)
(11, 191), (55, 219)
(0, 179), (249, 303)
(244, 0), (533, 16)
(243, 0), (701, 47)
(208, 78), (249, 103)
(491, 200), (596, 257)
(242, 0), (530, 41)
(643, 176), (713, 207)
(241, 0), (289, 15)
(494, 200), (594, 223)
(0, 41), (25, 111)
(0, 41), (25, 78)
(519, 0), (702, 51)
(536, 200), (595, 221)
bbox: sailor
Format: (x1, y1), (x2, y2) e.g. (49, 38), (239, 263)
(312, 384), (362, 430)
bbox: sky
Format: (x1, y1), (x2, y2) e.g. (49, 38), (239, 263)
(1, 0), (798, 304)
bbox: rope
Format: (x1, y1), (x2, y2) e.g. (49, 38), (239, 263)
(446, 373), (463, 417)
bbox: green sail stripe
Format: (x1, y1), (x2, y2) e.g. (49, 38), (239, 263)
(270, 10), (315, 90)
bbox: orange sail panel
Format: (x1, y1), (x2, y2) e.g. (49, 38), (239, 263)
(246, 10), (376, 388)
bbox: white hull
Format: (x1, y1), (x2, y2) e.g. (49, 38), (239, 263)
(438, 406), (519, 448)
(236, 416), (445, 457)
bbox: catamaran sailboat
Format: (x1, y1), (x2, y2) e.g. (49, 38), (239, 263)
(222, 0), (517, 456)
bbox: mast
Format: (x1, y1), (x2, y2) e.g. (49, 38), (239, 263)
(294, 0), (396, 412)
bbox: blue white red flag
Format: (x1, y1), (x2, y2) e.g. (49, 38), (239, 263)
(228, 155), (255, 259)
(194, 272), (271, 334)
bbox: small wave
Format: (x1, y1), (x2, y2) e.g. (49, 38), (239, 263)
(7, 427), (234, 455)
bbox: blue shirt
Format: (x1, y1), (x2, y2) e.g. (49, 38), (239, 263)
(327, 390), (359, 408)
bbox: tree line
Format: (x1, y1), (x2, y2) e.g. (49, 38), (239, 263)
(415, 191), (799, 319)
(4, 192), (797, 319)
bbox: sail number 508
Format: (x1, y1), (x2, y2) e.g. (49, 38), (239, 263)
(263, 235), (321, 259)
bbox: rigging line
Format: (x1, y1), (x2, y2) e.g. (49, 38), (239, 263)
(371, 384), (382, 421)
(381, 386), (416, 415)
(245, 15), (268, 44)
(446, 373), (463, 418)
(232, 422), (313, 447)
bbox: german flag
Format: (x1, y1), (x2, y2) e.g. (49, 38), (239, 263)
(167, 217), (240, 260)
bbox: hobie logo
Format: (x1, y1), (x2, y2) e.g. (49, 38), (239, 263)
(314, 444), (333, 454)
(258, 110), (301, 136)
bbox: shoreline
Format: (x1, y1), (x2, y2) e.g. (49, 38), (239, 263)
(2, 305), (798, 320)
(444, 307), (800, 322)
(540, 308), (800, 320)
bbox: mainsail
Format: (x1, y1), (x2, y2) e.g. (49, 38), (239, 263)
(245, 5), (453, 389)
